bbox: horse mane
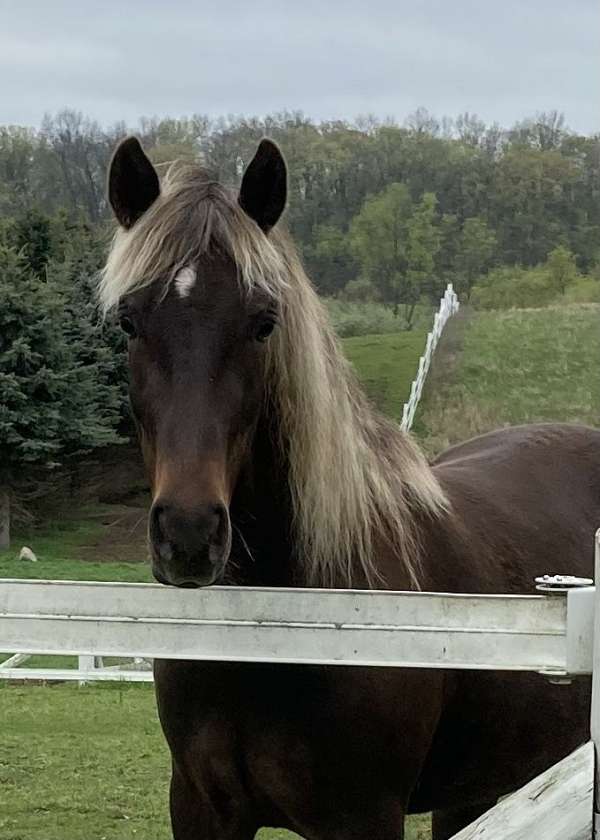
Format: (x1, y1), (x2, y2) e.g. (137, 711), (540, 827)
(100, 162), (448, 589)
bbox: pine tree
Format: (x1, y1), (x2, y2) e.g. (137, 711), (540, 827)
(0, 245), (124, 548)
(13, 208), (53, 277)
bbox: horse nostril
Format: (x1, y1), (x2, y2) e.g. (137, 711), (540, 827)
(209, 503), (229, 548)
(150, 504), (166, 542)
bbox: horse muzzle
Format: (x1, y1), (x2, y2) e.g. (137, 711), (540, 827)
(149, 501), (231, 587)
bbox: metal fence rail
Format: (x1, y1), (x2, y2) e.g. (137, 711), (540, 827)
(401, 283), (460, 431)
(0, 575), (594, 680)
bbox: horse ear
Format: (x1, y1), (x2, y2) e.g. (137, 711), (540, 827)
(108, 137), (160, 229)
(239, 139), (287, 232)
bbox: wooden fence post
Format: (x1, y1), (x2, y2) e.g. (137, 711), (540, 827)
(450, 743), (593, 840)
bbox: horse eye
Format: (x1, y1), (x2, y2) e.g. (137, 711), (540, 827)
(255, 319), (276, 343)
(119, 315), (137, 338)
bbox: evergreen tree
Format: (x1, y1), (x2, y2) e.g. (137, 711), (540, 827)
(13, 208), (53, 277)
(0, 245), (123, 548)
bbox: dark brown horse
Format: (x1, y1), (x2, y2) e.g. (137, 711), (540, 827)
(101, 136), (600, 840)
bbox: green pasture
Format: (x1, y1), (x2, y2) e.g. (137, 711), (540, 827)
(343, 329), (427, 421)
(0, 684), (430, 840)
(417, 304), (600, 453)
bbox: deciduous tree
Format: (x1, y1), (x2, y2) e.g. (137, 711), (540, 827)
(350, 182), (413, 313)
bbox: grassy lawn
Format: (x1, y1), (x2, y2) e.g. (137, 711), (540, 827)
(343, 330), (427, 421)
(0, 327), (428, 581)
(0, 683), (430, 840)
(417, 304), (600, 453)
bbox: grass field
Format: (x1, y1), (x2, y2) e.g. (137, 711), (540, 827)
(0, 329), (431, 840)
(417, 304), (600, 453)
(0, 514), (152, 582)
(343, 329), (427, 421)
(0, 683), (429, 840)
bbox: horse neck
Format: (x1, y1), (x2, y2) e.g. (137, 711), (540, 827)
(229, 413), (297, 587)
(228, 409), (426, 592)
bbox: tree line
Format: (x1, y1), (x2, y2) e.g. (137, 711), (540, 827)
(2, 108), (600, 295)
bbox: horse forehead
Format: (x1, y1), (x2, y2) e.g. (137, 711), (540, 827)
(174, 266), (197, 298)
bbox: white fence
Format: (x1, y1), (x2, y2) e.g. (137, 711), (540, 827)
(0, 579), (591, 674)
(2, 531), (600, 838)
(401, 283), (460, 431)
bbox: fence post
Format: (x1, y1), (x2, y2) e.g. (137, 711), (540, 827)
(591, 529), (600, 837)
(78, 654), (95, 686)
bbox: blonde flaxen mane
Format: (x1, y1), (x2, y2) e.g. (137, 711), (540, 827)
(100, 162), (448, 589)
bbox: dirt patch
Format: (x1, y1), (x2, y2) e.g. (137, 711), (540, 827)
(77, 503), (150, 563)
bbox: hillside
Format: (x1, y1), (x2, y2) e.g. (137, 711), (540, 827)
(4, 305), (597, 570)
(416, 304), (600, 454)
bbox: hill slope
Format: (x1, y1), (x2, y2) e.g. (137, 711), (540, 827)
(343, 329), (427, 421)
(417, 304), (600, 454)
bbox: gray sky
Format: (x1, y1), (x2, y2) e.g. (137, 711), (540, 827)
(1, 0), (598, 133)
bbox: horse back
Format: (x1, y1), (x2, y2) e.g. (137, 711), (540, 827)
(430, 423), (600, 593)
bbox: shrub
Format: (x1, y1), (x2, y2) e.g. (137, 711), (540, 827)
(325, 299), (409, 336)
(563, 276), (600, 304)
(341, 276), (378, 303)
(324, 299), (434, 337)
(472, 266), (558, 310)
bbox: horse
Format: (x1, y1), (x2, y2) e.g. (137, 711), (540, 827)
(100, 135), (600, 840)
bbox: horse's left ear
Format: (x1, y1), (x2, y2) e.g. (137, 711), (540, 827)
(108, 137), (160, 229)
(239, 139), (287, 233)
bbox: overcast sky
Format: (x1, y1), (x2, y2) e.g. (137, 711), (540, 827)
(1, 0), (598, 133)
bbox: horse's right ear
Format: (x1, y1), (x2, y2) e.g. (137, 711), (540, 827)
(108, 137), (160, 229)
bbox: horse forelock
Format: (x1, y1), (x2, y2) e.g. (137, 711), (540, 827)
(99, 162), (448, 589)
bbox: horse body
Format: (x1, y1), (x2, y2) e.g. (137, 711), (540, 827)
(101, 136), (600, 839)
(154, 422), (599, 839)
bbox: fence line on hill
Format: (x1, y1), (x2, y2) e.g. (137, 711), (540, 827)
(401, 283), (459, 432)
